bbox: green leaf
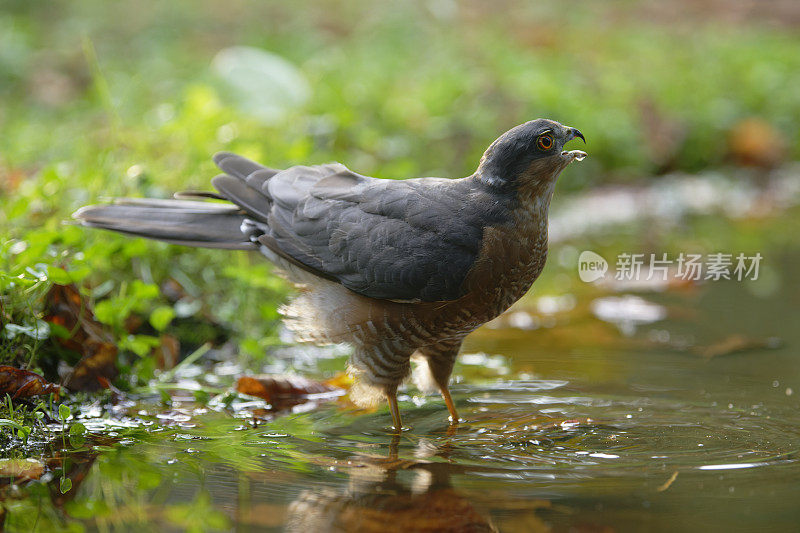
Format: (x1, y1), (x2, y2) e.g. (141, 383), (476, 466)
(93, 300), (120, 326)
(130, 280), (160, 301)
(17, 426), (31, 443)
(46, 266), (72, 284)
(69, 422), (86, 436)
(58, 404), (71, 421)
(48, 322), (72, 339)
(149, 306), (176, 331)
(122, 334), (161, 357)
(159, 389), (172, 406)
(60, 477), (73, 494)
(193, 389), (210, 405)
(0, 419), (25, 432)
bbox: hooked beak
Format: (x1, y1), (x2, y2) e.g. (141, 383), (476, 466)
(567, 127), (585, 143)
(561, 126), (587, 162)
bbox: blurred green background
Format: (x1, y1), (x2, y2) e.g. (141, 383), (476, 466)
(2, 4), (800, 530)
(1, 0), (799, 373)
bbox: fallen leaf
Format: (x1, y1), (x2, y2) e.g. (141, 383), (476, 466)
(152, 334), (180, 370)
(0, 458), (45, 480)
(236, 374), (341, 409)
(0, 365), (61, 399)
(323, 372), (353, 390)
(43, 283), (118, 391)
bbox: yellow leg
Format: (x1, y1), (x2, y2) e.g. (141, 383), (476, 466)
(441, 385), (459, 424)
(387, 391), (402, 432)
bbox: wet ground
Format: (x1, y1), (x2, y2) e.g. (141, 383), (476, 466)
(2, 175), (799, 532)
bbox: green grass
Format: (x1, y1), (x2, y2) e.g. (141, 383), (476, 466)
(1, 0), (799, 377)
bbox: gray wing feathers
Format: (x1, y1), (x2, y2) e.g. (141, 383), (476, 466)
(76, 152), (489, 302)
(213, 152), (278, 181)
(266, 163), (351, 208)
(211, 174), (272, 222)
(253, 171), (485, 301)
(73, 199), (255, 250)
(212, 158), (457, 300)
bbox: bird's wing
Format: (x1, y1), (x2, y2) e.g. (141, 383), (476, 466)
(211, 153), (497, 302)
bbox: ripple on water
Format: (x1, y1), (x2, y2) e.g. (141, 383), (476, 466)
(449, 381), (800, 472)
(294, 379), (800, 483)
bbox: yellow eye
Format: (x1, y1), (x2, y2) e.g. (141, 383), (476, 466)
(536, 134), (553, 151)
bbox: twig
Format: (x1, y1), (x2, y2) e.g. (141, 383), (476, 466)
(656, 471), (679, 492)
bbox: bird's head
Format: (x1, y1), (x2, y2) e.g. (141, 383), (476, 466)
(475, 119), (586, 194)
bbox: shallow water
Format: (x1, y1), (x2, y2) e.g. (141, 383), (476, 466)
(3, 209), (800, 532)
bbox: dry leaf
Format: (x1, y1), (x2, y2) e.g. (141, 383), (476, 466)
(237, 374), (341, 409)
(0, 365), (61, 399)
(43, 283), (118, 391)
(153, 334), (180, 370)
(0, 458), (45, 480)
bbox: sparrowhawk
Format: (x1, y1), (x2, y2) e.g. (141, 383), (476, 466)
(74, 118), (586, 430)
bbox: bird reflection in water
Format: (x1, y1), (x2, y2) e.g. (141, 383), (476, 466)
(285, 433), (498, 533)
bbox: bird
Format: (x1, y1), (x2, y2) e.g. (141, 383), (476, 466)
(73, 118), (586, 430)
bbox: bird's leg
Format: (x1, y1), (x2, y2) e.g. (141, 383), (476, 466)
(419, 340), (463, 425)
(387, 388), (402, 432)
(440, 385), (459, 424)
(350, 344), (411, 432)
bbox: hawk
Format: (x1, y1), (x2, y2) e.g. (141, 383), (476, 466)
(74, 119), (586, 430)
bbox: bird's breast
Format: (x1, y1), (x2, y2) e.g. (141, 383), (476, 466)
(355, 204), (551, 348)
(465, 214), (548, 316)
(409, 208), (549, 342)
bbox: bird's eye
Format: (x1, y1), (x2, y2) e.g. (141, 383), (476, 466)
(536, 134), (554, 151)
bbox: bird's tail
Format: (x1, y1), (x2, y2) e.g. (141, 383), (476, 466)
(72, 198), (257, 250)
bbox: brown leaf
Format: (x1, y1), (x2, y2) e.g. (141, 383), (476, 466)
(43, 283), (118, 391)
(0, 458), (45, 481)
(152, 334), (180, 370)
(236, 374), (341, 409)
(0, 366), (61, 400)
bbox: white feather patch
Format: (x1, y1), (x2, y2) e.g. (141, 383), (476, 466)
(410, 353), (438, 394)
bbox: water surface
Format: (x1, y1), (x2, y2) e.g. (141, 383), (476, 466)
(2, 204), (799, 533)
